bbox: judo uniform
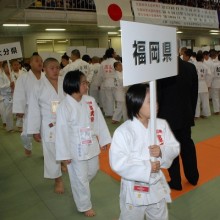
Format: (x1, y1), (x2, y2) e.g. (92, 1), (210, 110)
(99, 57), (117, 116)
(0, 71), (14, 131)
(194, 62), (212, 117)
(211, 61), (220, 113)
(27, 76), (65, 178)
(55, 94), (111, 212)
(109, 118), (180, 220)
(112, 71), (127, 122)
(13, 70), (44, 150)
(89, 62), (102, 105)
(62, 58), (93, 83)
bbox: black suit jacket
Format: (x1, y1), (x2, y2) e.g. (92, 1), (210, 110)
(157, 57), (198, 130)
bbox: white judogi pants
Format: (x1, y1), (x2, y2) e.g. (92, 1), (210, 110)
(112, 101), (127, 122)
(103, 87), (115, 117)
(3, 100), (14, 131)
(0, 100), (6, 124)
(195, 92), (211, 117)
(21, 113), (32, 150)
(67, 156), (99, 212)
(42, 141), (62, 178)
(211, 88), (220, 113)
(119, 198), (168, 220)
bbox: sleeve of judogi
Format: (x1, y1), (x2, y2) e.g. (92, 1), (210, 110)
(94, 101), (111, 147)
(0, 74), (10, 89)
(109, 127), (152, 183)
(12, 74), (26, 113)
(27, 84), (41, 134)
(159, 120), (180, 169)
(55, 103), (72, 160)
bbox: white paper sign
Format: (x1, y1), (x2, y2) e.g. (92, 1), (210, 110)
(0, 42), (22, 62)
(121, 20), (177, 86)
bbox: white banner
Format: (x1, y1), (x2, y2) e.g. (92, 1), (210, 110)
(94, 0), (133, 27)
(121, 20), (177, 86)
(132, 1), (219, 29)
(0, 42), (22, 62)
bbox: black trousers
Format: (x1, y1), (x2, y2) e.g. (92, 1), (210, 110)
(168, 127), (199, 186)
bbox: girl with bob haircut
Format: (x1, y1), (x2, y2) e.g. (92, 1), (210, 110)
(109, 83), (180, 220)
(55, 70), (111, 217)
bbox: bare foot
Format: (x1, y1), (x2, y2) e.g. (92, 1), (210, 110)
(61, 162), (68, 173)
(54, 178), (64, 194)
(24, 149), (32, 157)
(84, 209), (96, 217)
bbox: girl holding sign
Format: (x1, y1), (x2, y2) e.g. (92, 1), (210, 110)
(109, 84), (180, 220)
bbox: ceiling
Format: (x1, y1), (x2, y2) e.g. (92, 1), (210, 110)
(0, 0), (219, 37)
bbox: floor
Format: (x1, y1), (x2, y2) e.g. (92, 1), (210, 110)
(0, 114), (220, 220)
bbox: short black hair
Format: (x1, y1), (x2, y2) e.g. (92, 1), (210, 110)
(63, 70), (85, 95)
(82, 54), (91, 63)
(43, 57), (59, 68)
(71, 49), (80, 58)
(126, 83), (149, 120)
(105, 48), (115, 58)
(61, 53), (69, 61)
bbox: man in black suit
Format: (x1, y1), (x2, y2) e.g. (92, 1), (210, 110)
(157, 57), (199, 190)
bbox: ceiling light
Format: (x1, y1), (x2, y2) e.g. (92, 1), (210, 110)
(176, 31), (183, 34)
(108, 32), (118, 35)
(209, 30), (219, 33)
(3, 24), (30, 27)
(45, 28), (66, 31)
(210, 32), (219, 35)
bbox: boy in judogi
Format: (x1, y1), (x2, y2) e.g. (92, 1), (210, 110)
(27, 57), (65, 193)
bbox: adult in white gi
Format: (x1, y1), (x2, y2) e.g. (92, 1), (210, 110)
(109, 84), (180, 220)
(27, 58), (65, 193)
(112, 62), (127, 123)
(55, 70), (111, 217)
(211, 55), (220, 114)
(13, 54), (44, 156)
(89, 56), (102, 105)
(194, 53), (212, 118)
(99, 48), (117, 117)
(0, 62), (15, 131)
(61, 49), (93, 83)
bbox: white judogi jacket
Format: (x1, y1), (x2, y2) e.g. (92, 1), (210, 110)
(12, 70), (44, 114)
(100, 58), (117, 88)
(55, 94), (111, 161)
(90, 63), (102, 89)
(11, 69), (25, 82)
(114, 71), (126, 102)
(194, 62), (212, 93)
(0, 71), (14, 103)
(27, 76), (65, 141)
(211, 61), (220, 89)
(62, 59), (93, 83)
(109, 118), (180, 205)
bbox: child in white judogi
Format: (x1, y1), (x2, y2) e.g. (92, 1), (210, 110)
(109, 84), (180, 220)
(194, 53), (212, 118)
(211, 55), (220, 114)
(55, 70), (111, 217)
(0, 61), (15, 131)
(27, 58), (65, 193)
(112, 61), (127, 124)
(13, 54), (44, 156)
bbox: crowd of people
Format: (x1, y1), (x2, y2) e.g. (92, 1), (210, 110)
(0, 46), (219, 219)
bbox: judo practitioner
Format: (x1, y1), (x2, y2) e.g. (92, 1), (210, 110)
(112, 62), (127, 124)
(109, 84), (180, 220)
(27, 57), (65, 193)
(13, 54), (44, 156)
(55, 70), (111, 217)
(99, 48), (117, 117)
(0, 61), (15, 131)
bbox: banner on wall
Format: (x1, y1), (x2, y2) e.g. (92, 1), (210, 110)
(94, 0), (133, 27)
(0, 42), (22, 62)
(132, 1), (219, 29)
(121, 20), (177, 86)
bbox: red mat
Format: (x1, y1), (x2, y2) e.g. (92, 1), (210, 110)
(99, 135), (220, 200)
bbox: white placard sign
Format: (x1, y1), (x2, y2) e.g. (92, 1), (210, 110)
(121, 20), (177, 86)
(0, 42), (22, 62)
